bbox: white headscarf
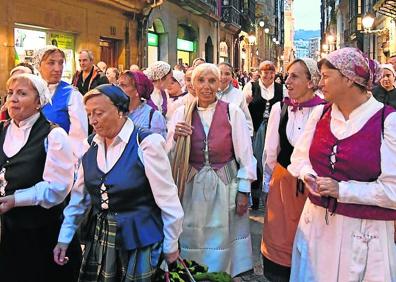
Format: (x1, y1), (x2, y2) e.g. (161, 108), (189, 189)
(15, 73), (52, 106)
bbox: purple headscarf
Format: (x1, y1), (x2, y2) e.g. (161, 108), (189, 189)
(324, 47), (382, 90)
(128, 71), (154, 100)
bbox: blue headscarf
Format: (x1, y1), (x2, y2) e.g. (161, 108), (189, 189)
(95, 84), (130, 113)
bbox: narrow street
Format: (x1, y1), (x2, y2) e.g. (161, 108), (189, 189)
(241, 207), (269, 282)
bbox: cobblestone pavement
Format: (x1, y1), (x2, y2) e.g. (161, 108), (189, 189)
(240, 204), (269, 282)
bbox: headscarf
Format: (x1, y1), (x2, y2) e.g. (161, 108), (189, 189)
(144, 61), (171, 81)
(299, 58), (321, 87)
(11, 73), (52, 106)
(381, 64), (396, 77)
(32, 45), (63, 70)
(130, 71), (154, 99)
(172, 70), (186, 89)
(324, 47), (382, 90)
(94, 84), (130, 113)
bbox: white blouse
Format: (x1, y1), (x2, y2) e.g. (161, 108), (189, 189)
(48, 83), (88, 161)
(217, 85), (254, 136)
(4, 112), (74, 208)
(59, 118), (184, 254)
(262, 101), (320, 192)
(243, 80), (275, 102)
(288, 95), (396, 209)
(167, 101), (257, 192)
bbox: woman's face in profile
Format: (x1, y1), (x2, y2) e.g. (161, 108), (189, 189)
(7, 79), (40, 124)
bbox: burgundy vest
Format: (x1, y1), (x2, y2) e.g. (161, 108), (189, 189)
(309, 104), (396, 220)
(190, 100), (234, 171)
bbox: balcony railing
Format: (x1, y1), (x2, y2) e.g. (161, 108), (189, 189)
(222, 6), (241, 27)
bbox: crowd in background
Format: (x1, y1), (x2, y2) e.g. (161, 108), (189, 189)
(0, 45), (395, 282)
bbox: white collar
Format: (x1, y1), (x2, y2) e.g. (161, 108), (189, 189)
(197, 100), (217, 111)
(93, 118), (135, 146)
(259, 80), (274, 91)
(331, 95), (379, 122)
(11, 112), (40, 129)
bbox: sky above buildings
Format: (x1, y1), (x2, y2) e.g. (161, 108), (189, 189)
(293, 0), (321, 30)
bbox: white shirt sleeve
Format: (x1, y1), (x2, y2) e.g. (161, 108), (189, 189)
(287, 105), (325, 178)
(138, 134), (184, 253)
(262, 102), (281, 192)
(229, 104), (257, 192)
(58, 141), (91, 244)
(14, 127), (74, 209)
(238, 91), (254, 136)
(165, 106), (185, 153)
(68, 89), (88, 161)
(242, 82), (253, 103)
(338, 113), (396, 209)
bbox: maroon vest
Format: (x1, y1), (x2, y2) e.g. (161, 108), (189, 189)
(309, 104), (396, 220)
(190, 100), (234, 171)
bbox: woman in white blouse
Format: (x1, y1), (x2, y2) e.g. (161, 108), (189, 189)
(261, 58), (324, 282)
(0, 73), (79, 282)
(168, 63), (257, 278)
(288, 47), (396, 281)
(54, 84), (183, 281)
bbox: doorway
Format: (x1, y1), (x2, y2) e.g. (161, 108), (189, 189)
(100, 37), (118, 67)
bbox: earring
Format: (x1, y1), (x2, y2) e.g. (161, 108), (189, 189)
(119, 115), (123, 119)
(36, 106), (40, 110)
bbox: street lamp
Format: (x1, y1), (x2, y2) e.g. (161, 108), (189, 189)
(259, 20), (265, 28)
(362, 12), (375, 31)
(264, 28), (270, 34)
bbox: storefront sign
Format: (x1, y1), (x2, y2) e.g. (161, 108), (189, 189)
(177, 38), (194, 52)
(49, 33), (74, 49)
(148, 32), (159, 47)
(219, 41), (228, 57)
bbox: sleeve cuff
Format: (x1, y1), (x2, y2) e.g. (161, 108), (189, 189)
(57, 225), (76, 244)
(299, 166), (317, 181)
(238, 179), (251, 193)
(14, 188), (35, 207)
(163, 238), (179, 254)
(337, 181), (349, 202)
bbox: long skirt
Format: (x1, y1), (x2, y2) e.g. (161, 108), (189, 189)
(290, 200), (396, 282)
(251, 120), (268, 201)
(0, 216), (81, 282)
(261, 164), (308, 281)
(79, 212), (162, 282)
(180, 164), (253, 277)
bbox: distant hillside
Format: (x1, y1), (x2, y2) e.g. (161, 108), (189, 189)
(294, 29), (320, 40)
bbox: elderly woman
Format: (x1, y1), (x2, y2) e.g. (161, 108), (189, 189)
(261, 58), (325, 281)
(118, 70), (167, 138)
(373, 64), (396, 109)
(288, 48), (396, 281)
(0, 74), (80, 282)
(54, 84), (183, 281)
(144, 61), (172, 117)
(168, 63), (257, 278)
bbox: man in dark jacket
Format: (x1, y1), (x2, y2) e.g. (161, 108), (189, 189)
(72, 50), (108, 95)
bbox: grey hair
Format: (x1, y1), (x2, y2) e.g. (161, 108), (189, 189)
(191, 63), (220, 86)
(79, 49), (94, 61)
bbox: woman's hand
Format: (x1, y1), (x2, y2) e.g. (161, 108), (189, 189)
(53, 242), (70, 266)
(165, 249), (179, 264)
(0, 195), (15, 214)
(317, 177), (339, 198)
(236, 192), (249, 216)
(173, 122), (193, 141)
(303, 174), (320, 197)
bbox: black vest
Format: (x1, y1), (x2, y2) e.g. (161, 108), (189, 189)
(0, 114), (64, 228)
(276, 104), (294, 168)
(248, 81), (283, 132)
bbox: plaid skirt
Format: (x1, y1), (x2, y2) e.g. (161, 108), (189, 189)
(79, 212), (162, 282)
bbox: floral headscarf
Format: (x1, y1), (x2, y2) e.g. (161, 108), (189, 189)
(325, 47), (382, 90)
(144, 61), (171, 81)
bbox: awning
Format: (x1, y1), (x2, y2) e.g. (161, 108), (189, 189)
(374, 0), (396, 18)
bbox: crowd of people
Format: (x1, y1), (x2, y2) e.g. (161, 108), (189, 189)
(0, 44), (395, 282)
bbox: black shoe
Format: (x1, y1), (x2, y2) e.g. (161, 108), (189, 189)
(251, 197), (259, 210)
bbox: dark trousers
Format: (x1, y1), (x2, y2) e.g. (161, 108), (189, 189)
(0, 218), (82, 282)
(262, 255), (290, 282)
